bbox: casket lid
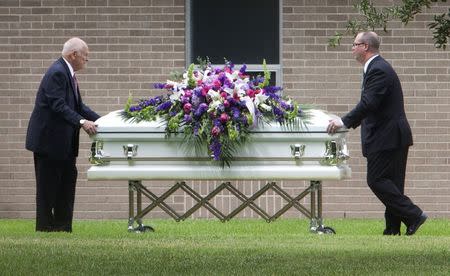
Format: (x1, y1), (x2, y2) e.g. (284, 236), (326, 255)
(94, 109), (346, 133)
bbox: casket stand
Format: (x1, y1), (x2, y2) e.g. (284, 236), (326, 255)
(87, 109), (351, 233)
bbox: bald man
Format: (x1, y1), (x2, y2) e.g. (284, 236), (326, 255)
(26, 37), (100, 232)
(327, 32), (427, 236)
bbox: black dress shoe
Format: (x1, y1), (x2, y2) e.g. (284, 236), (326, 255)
(406, 213), (428, 236)
(383, 229), (400, 235)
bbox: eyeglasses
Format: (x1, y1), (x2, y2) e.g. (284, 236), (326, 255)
(352, 42), (366, 47)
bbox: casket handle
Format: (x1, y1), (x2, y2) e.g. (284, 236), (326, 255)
(290, 144), (306, 159)
(321, 140), (349, 166)
(89, 140), (109, 165)
(123, 144), (138, 160)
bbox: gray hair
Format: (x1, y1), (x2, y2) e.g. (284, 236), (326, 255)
(61, 37), (88, 56)
(359, 31), (380, 52)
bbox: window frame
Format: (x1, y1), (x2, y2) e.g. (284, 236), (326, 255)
(185, 0), (283, 87)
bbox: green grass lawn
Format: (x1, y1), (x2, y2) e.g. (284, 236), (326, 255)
(0, 218), (449, 275)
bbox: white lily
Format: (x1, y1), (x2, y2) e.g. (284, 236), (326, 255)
(254, 93), (269, 107)
(234, 80), (249, 93)
(169, 90), (183, 102)
(236, 88), (247, 99)
(167, 80), (186, 91)
(208, 99), (222, 112)
(225, 70), (239, 82)
(223, 87), (234, 95)
(207, 89), (221, 100)
(197, 70), (208, 81)
(259, 103), (272, 112)
(242, 96), (256, 125)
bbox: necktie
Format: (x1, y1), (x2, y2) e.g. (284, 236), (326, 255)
(73, 74), (79, 102)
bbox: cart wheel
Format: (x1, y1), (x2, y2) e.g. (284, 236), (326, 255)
(321, 226), (336, 234)
(315, 226), (336, 234)
(134, 225), (155, 233)
(141, 225), (155, 232)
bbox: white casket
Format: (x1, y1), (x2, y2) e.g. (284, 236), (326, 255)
(87, 109), (351, 181)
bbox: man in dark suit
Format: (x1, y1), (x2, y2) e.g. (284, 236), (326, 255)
(327, 32), (427, 235)
(26, 37), (100, 232)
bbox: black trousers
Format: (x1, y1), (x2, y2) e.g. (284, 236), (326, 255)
(34, 153), (77, 232)
(366, 147), (422, 231)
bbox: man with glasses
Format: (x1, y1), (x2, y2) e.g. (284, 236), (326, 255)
(327, 31), (427, 236)
(26, 37), (100, 232)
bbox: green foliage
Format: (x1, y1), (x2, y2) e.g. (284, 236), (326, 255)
(169, 70), (183, 82)
(0, 219), (449, 275)
(196, 56), (211, 70)
(329, 0), (449, 50)
(167, 113), (181, 132)
(123, 93), (158, 123)
(429, 8), (450, 49)
(124, 92), (134, 117)
(258, 59), (270, 89)
(187, 63), (196, 89)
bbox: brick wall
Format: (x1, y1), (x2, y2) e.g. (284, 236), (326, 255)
(0, 0), (449, 221)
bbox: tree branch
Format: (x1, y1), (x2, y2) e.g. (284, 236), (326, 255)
(329, 0), (449, 50)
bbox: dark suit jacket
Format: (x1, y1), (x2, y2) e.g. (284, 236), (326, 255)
(26, 57), (100, 160)
(342, 56), (413, 157)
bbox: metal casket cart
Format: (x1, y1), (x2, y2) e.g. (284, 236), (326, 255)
(87, 109), (351, 233)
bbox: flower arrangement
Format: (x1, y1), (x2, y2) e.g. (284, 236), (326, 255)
(122, 60), (309, 166)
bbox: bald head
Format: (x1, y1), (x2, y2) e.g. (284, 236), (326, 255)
(62, 37), (88, 56)
(358, 31), (380, 53)
(352, 31), (381, 65)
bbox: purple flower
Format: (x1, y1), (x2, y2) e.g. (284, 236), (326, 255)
(193, 87), (203, 97)
(124, 60), (303, 165)
(217, 104), (225, 113)
(218, 73), (227, 85)
(265, 86), (282, 94)
(209, 138), (222, 160)
(231, 107), (240, 119)
(280, 101), (291, 110)
(225, 61), (234, 70)
(184, 114), (192, 123)
(129, 106), (142, 112)
(273, 106), (284, 116)
(240, 115), (248, 125)
(156, 101), (172, 111)
(220, 113), (229, 123)
(146, 96), (162, 106)
(183, 103), (192, 113)
(154, 83), (166, 89)
(213, 118), (221, 127)
(227, 96), (236, 106)
(223, 99), (230, 108)
(273, 106), (285, 122)
(191, 94), (201, 107)
(223, 78), (232, 89)
(253, 76), (264, 86)
(181, 96), (190, 104)
(194, 103), (208, 117)
(211, 126), (221, 137)
(193, 123), (200, 135)
(239, 64), (247, 74)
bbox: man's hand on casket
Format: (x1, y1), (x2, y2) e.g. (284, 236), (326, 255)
(327, 118), (344, 134)
(81, 120), (98, 135)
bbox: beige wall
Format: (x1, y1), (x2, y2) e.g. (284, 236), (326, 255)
(1, 0), (449, 220)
